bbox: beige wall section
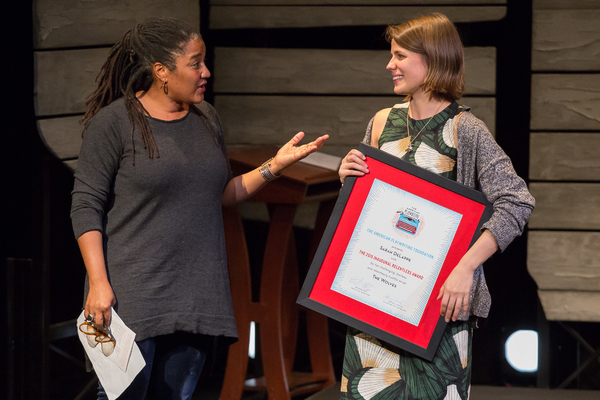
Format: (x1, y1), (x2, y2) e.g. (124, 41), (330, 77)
(528, 231), (600, 291)
(37, 44), (496, 165)
(209, 6), (506, 29)
(528, 183), (600, 230)
(37, 116), (82, 160)
(530, 74), (600, 131)
(529, 0), (600, 322)
(216, 96), (495, 149)
(537, 291), (600, 322)
(530, 133), (600, 181)
(214, 47), (496, 95)
(533, 0), (600, 10)
(36, 47), (495, 116)
(532, 10), (600, 71)
(35, 48), (110, 117)
(213, 0), (506, 4)
(34, 0), (199, 49)
(39, 96), (494, 168)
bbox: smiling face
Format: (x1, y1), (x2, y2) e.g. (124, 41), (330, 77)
(164, 38), (210, 105)
(386, 40), (428, 99)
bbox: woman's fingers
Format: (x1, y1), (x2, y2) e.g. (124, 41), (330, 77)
(274, 133), (330, 171)
(439, 291), (468, 322)
(86, 306), (112, 327)
(339, 149), (369, 184)
(103, 308), (112, 328)
(85, 285), (116, 328)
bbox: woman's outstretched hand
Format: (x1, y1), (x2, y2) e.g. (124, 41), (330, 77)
(270, 132), (329, 174)
(339, 149), (369, 185)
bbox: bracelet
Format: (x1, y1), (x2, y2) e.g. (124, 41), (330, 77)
(259, 157), (281, 182)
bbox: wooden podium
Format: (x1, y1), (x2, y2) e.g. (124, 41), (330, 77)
(220, 146), (340, 399)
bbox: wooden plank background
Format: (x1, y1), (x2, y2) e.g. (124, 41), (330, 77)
(528, 231), (600, 291)
(35, 46), (496, 116)
(212, 0), (506, 4)
(34, 1), (501, 229)
(215, 96), (495, 152)
(533, 0), (600, 10)
(37, 46), (496, 162)
(529, 0), (600, 322)
(34, 0), (199, 49)
(530, 74), (600, 131)
(37, 116), (82, 161)
(35, 48), (111, 117)
(537, 291), (600, 322)
(532, 10), (600, 71)
(530, 133), (600, 181)
(528, 183), (600, 230)
(209, 6), (507, 29)
(213, 47), (496, 95)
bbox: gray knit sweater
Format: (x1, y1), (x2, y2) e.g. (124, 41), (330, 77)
(363, 109), (535, 319)
(71, 98), (238, 341)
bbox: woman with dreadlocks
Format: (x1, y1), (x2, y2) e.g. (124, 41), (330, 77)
(71, 17), (327, 399)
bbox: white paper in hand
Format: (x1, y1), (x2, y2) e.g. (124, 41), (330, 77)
(77, 309), (146, 400)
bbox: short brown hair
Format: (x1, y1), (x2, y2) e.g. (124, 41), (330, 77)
(385, 13), (465, 102)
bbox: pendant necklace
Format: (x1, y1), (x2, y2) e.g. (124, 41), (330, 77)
(406, 102), (444, 153)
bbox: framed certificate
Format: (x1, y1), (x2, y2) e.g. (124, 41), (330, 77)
(297, 143), (492, 361)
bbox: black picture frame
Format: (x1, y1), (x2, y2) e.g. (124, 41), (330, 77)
(297, 143), (493, 361)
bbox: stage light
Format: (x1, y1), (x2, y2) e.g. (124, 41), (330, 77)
(505, 330), (538, 372)
(248, 321), (256, 359)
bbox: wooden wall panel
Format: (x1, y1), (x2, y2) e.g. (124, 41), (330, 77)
(528, 231), (600, 291)
(34, 0), (199, 49)
(214, 47), (495, 96)
(35, 48), (110, 117)
(528, 183), (600, 230)
(529, 2), (600, 324)
(538, 291), (600, 322)
(37, 116), (82, 160)
(215, 95), (495, 146)
(64, 159), (78, 172)
(532, 10), (600, 71)
(530, 133), (600, 180)
(533, 0), (600, 10)
(209, 6), (506, 29)
(213, 0), (506, 4)
(530, 74), (600, 131)
(37, 46), (496, 118)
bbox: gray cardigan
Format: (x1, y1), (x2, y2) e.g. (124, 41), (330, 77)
(363, 110), (535, 319)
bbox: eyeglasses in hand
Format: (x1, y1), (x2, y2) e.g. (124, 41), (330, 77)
(79, 316), (116, 357)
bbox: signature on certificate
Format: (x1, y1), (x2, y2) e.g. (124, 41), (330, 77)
(349, 276), (374, 292)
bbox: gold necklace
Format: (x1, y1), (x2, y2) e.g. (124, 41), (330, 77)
(405, 102), (444, 153)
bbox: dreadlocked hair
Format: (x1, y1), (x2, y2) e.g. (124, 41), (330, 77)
(81, 17), (201, 165)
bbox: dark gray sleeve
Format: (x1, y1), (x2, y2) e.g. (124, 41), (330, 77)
(465, 117), (535, 252)
(70, 108), (123, 239)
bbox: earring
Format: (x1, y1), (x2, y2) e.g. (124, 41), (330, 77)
(161, 80), (168, 95)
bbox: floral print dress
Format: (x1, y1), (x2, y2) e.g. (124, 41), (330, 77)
(340, 102), (474, 400)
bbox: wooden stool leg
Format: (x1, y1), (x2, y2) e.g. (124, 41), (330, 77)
(220, 207), (253, 400)
(260, 204), (298, 400)
(282, 231), (300, 377)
